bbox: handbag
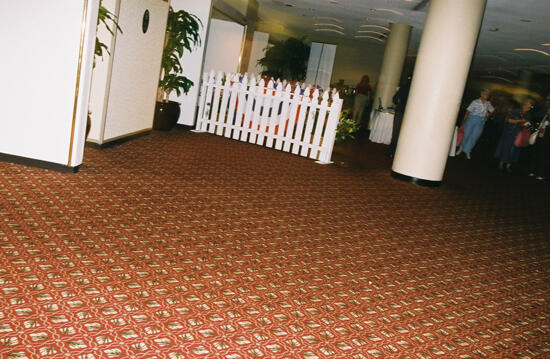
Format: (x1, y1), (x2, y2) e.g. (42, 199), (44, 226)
(529, 130), (539, 145)
(514, 127), (531, 148)
(529, 119), (546, 145)
(456, 125), (465, 147)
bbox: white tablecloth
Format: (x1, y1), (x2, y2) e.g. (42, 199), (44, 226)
(369, 111), (394, 145)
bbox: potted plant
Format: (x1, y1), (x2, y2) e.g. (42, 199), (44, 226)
(154, 7), (201, 131)
(258, 37), (310, 81)
(335, 109), (360, 143)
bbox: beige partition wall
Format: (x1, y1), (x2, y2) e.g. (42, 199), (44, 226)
(0, 0), (99, 169)
(372, 23), (411, 109)
(88, 0), (169, 145)
(392, 0), (488, 186)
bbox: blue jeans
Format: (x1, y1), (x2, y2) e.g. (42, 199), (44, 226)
(460, 114), (485, 154)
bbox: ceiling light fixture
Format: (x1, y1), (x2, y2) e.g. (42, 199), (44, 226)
(315, 28), (345, 35)
(354, 35), (385, 42)
(359, 24), (391, 31)
(513, 48), (550, 56)
(370, 8), (404, 16)
(541, 43), (550, 46)
(313, 23), (345, 30)
(356, 30), (388, 38)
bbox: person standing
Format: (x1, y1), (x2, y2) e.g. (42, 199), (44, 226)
(388, 77), (411, 157)
(495, 99), (535, 173)
(352, 75), (372, 125)
(456, 89), (495, 159)
(528, 106), (550, 180)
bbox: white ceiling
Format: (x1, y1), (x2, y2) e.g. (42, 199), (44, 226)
(255, 0), (550, 78)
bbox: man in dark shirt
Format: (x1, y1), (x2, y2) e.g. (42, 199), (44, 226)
(388, 77), (411, 157)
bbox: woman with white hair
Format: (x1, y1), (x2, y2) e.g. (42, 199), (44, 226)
(456, 89), (495, 159)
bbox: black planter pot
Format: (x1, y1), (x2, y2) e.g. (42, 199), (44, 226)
(153, 101), (181, 131)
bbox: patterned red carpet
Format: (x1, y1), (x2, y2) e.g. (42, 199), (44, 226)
(1, 129), (549, 358)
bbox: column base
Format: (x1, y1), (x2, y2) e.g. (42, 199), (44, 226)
(391, 171), (441, 187)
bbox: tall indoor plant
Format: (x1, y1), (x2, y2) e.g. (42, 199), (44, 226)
(258, 37), (310, 81)
(154, 7), (201, 130)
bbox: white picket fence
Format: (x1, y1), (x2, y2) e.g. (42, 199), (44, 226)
(194, 71), (343, 164)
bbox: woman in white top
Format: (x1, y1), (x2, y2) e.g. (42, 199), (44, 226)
(456, 89), (495, 159)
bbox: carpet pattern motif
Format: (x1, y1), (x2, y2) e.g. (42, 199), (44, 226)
(1, 130), (549, 358)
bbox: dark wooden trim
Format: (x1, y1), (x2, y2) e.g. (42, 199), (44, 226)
(391, 171), (442, 187)
(0, 153), (79, 173)
(85, 129), (151, 149)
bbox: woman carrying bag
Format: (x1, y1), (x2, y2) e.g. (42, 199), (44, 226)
(456, 89), (494, 159)
(494, 99), (535, 173)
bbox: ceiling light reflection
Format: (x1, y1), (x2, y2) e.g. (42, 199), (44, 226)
(514, 48), (550, 56)
(314, 28), (345, 35)
(356, 30), (388, 38)
(313, 23), (344, 30)
(359, 24), (391, 31)
(370, 8), (404, 16)
(315, 16), (342, 23)
(354, 35), (385, 42)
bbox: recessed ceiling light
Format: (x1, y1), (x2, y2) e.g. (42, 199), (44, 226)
(519, 19), (532, 22)
(488, 28), (499, 32)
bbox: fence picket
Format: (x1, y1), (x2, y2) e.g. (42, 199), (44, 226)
(240, 78), (256, 142)
(256, 80), (274, 146)
(200, 71), (216, 132)
(207, 72), (224, 134)
(310, 91), (330, 160)
(216, 73), (231, 136)
(300, 89), (320, 157)
(274, 84), (292, 150)
(317, 92), (342, 164)
(266, 82), (283, 148)
(282, 86), (302, 153)
(232, 76), (247, 140)
(195, 72), (209, 132)
(292, 87), (310, 155)
(248, 78), (264, 144)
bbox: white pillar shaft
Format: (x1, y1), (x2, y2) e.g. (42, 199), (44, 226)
(374, 23), (411, 109)
(392, 0), (487, 183)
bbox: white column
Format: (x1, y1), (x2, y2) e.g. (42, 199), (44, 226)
(172, 0), (213, 126)
(372, 23), (411, 109)
(392, 0), (487, 185)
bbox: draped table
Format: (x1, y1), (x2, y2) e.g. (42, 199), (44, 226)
(369, 110), (394, 145)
